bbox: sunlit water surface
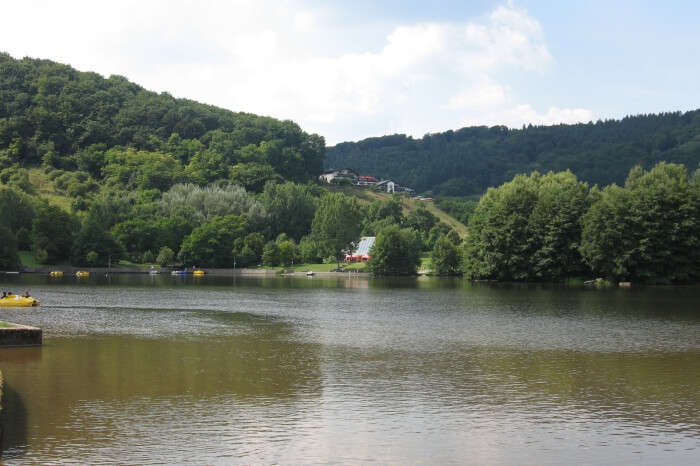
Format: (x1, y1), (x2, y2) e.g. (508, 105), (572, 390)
(0, 275), (698, 465)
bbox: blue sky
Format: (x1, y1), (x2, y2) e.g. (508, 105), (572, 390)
(2, 1), (698, 144)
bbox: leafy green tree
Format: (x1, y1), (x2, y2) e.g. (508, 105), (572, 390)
(367, 225), (421, 276)
(229, 163), (280, 192)
(102, 148), (183, 191)
(262, 241), (280, 266)
(362, 217), (399, 236)
(261, 181), (317, 241)
(156, 246), (175, 266)
(462, 172), (542, 281)
(0, 225), (20, 269)
(71, 216), (123, 266)
(365, 197), (404, 224)
(0, 185), (35, 234)
(405, 206), (438, 249)
(526, 171), (590, 280)
(311, 192), (363, 264)
(160, 183), (267, 227)
(431, 234), (462, 276)
(580, 163), (700, 283)
(31, 203), (77, 264)
(277, 240), (297, 267)
(298, 235), (322, 263)
(184, 149), (227, 184)
(179, 215), (248, 267)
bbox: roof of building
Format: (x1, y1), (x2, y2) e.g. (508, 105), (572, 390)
(354, 236), (376, 255)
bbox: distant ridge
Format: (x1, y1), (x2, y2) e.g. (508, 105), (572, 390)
(326, 111), (700, 196)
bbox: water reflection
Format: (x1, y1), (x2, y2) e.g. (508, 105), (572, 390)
(0, 275), (697, 464)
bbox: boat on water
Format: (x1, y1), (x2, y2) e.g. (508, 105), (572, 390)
(0, 293), (40, 307)
(75, 271), (90, 278)
(306, 271), (315, 276)
(171, 270), (187, 275)
(193, 270), (205, 276)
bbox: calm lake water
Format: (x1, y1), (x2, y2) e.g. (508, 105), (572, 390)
(0, 274), (698, 465)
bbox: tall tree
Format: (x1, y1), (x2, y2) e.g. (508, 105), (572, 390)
(367, 226), (421, 276)
(311, 192), (362, 263)
(261, 181), (317, 241)
(179, 215), (248, 267)
(32, 203), (77, 264)
(0, 225), (19, 269)
(580, 163), (700, 283)
(431, 234), (462, 276)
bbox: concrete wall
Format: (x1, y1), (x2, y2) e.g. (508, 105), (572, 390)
(0, 324), (42, 347)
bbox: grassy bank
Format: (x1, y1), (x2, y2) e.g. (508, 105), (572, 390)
(275, 262), (367, 273)
(0, 322), (12, 328)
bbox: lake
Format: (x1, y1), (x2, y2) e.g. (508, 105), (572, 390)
(0, 274), (698, 464)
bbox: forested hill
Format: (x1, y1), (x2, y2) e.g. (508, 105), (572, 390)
(326, 111), (700, 195)
(0, 53), (324, 188)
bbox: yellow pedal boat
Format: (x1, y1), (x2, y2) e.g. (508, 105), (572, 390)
(0, 294), (40, 307)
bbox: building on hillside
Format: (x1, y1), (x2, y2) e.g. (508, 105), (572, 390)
(357, 175), (378, 186)
(345, 236), (375, 262)
(395, 186), (416, 195)
(319, 168), (358, 184)
(374, 180), (395, 193)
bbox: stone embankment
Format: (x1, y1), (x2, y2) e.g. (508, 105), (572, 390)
(0, 323), (42, 347)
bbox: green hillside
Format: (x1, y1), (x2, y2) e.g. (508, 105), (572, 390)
(0, 53), (324, 191)
(0, 54), (469, 271)
(326, 112), (700, 196)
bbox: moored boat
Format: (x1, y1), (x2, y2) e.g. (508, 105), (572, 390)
(0, 294), (40, 307)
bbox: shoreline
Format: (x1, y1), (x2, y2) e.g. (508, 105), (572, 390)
(11, 267), (372, 278)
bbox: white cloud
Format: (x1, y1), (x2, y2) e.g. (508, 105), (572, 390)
(0, 1), (592, 143)
(460, 105), (594, 129)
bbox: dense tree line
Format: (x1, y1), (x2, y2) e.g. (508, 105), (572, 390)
(327, 112), (700, 196)
(462, 163), (700, 283)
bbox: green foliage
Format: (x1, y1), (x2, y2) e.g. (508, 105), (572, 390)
(580, 163), (700, 283)
(102, 148), (183, 191)
(362, 197), (403, 235)
(367, 225), (421, 276)
(0, 53), (324, 183)
(156, 246), (175, 267)
(0, 185), (35, 234)
(327, 112), (700, 196)
(179, 215), (248, 267)
(233, 232), (265, 267)
(31, 203), (76, 264)
(0, 225), (19, 269)
(160, 183), (267, 227)
(71, 215), (123, 267)
(435, 198), (477, 224)
(0, 166), (34, 193)
(298, 235), (322, 263)
(229, 162), (280, 192)
(141, 250), (155, 263)
(184, 149), (227, 184)
(463, 171), (589, 281)
(278, 240), (297, 266)
(112, 216), (194, 262)
(262, 181), (318, 241)
(404, 206), (439, 250)
(311, 192), (363, 262)
(431, 234), (462, 276)
(262, 241), (280, 267)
